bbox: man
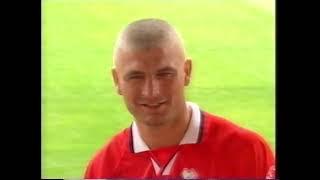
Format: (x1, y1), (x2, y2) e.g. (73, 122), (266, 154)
(85, 18), (275, 179)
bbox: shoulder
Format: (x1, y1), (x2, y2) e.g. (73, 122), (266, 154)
(96, 127), (130, 158)
(202, 111), (272, 150)
(84, 127), (131, 178)
(202, 111), (275, 177)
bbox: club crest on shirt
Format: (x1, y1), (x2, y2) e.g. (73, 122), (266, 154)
(266, 165), (276, 179)
(181, 168), (198, 179)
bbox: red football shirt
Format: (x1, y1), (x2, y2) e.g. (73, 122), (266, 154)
(85, 102), (275, 179)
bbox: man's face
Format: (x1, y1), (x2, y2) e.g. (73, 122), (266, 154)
(112, 45), (191, 127)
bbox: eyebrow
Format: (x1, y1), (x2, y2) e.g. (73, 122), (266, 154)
(157, 66), (177, 73)
(124, 70), (144, 79)
(123, 66), (177, 79)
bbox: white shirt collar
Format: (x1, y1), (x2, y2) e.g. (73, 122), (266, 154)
(131, 101), (203, 153)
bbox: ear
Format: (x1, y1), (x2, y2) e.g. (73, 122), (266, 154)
(112, 68), (122, 95)
(184, 59), (192, 86)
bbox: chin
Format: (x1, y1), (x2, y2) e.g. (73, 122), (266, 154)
(140, 115), (170, 127)
(144, 116), (166, 126)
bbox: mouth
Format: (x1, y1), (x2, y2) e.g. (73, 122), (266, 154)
(140, 100), (167, 110)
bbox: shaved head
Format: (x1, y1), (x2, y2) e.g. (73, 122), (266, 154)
(111, 18), (192, 134)
(113, 18), (186, 67)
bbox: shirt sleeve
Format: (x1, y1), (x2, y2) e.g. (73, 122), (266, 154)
(253, 135), (275, 178)
(83, 144), (118, 179)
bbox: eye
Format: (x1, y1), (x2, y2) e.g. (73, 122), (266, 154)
(124, 71), (145, 81)
(157, 72), (175, 78)
(128, 75), (144, 80)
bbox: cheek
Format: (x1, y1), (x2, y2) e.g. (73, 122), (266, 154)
(161, 79), (185, 97)
(120, 87), (139, 114)
(121, 83), (140, 99)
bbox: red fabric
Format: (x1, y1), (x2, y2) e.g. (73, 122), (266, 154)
(84, 111), (275, 179)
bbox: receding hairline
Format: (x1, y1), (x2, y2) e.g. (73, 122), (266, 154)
(113, 18), (186, 67)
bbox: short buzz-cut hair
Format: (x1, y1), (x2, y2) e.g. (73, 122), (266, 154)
(113, 18), (186, 65)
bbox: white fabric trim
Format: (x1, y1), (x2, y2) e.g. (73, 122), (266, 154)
(151, 158), (161, 175)
(132, 122), (149, 153)
(150, 153), (179, 176)
(180, 102), (201, 145)
(162, 153), (179, 175)
(132, 101), (201, 153)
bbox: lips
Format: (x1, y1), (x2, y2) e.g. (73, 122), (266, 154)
(142, 103), (162, 108)
(139, 100), (167, 111)
(142, 101), (165, 107)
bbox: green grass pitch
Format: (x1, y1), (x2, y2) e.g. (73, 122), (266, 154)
(42, 0), (275, 178)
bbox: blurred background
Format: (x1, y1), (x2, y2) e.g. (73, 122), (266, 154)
(42, 0), (275, 178)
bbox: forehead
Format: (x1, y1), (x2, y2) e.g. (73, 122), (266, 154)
(116, 46), (184, 73)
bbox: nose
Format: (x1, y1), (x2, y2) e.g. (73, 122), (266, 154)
(141, 77), (160, 99)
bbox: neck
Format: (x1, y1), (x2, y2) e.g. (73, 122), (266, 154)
(137, 104), (192, 150)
